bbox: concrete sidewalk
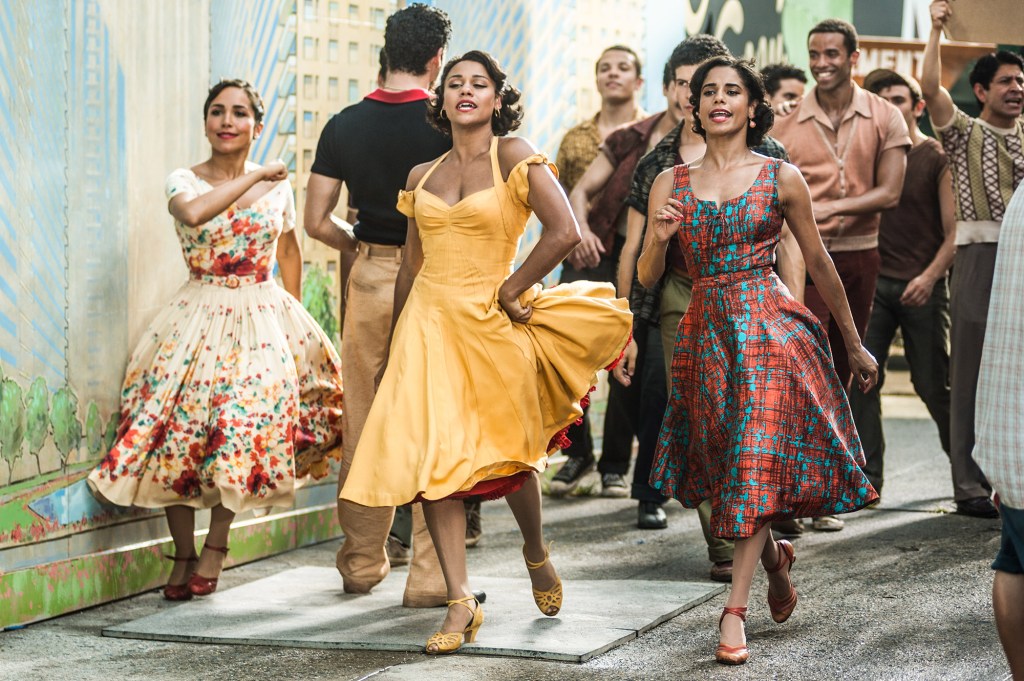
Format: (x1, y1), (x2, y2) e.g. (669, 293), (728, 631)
(0, 388), (1010, 681)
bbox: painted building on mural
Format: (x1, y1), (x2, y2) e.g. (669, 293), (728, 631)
(0, 0), (1015, 629)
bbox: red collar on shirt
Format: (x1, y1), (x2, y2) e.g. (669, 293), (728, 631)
(364, 88), (433, 104)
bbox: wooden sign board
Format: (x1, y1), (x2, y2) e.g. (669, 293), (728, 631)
(856, 37), (997, 89)
(944, 0), (1024, 46)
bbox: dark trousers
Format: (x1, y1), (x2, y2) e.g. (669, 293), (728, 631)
(632, 323), (669, 504)
(805, 248), (880, 389)
(848, 275), (952, 495)
(948, 244), (995, 502)
(560, 235), (636, 476)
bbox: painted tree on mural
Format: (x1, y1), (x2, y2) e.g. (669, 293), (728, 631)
(0, 367), (26, 475)
(24, 378), (50, 470)
(51, 387), (82, 462)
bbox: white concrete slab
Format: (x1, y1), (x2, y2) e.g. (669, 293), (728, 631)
(103, 566), (722, 662)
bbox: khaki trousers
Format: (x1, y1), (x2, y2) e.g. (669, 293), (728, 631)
(336, 244), (445, 604)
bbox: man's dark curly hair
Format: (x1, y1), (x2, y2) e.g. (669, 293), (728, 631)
(383, 3), (451, 76)
(808, 18), (858, 56)
(204, 79), (264, 124)
(428, 51), (524, 137)
(969, 50), (1024, 108)
(760, 63), (807, 97)
(689, 56), (774, 148)
(668, 34), (730, 73)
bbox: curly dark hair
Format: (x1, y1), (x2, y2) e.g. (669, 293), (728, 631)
(204, 79), (265, 124)
(969, 50), (1024, 107)
(669, 34), (730, 72)
(808, 18), (858, 56)
(760, 63), (807, 97)
(383, 3), (452, 76)
(689, 56), (774, 148)
(428, 51), (524, 137)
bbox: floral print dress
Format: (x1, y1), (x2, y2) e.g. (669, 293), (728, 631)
(87, 165), (344, 513)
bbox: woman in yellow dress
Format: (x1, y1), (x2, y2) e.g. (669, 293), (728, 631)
(340, 51), (632, 654)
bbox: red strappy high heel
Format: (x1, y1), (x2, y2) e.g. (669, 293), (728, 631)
(766, 538), (798, 623)
(715, 606), (749, 665)
(187, 544), (229, 596)
(162, 552), (199, 601)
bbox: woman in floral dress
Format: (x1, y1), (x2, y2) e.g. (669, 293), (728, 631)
(639, 57), (878, 664)
(88, 80), (343, 600)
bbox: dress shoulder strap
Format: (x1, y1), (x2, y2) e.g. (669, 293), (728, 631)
(488, 136), (502, 185)
(414, 150), (451, 191)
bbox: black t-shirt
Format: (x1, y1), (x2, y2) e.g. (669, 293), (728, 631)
(311, 89), (451, 245)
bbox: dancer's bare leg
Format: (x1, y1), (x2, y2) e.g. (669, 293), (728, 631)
(422, 498), (473, 643)
(196, 503), (234, 578)
(165, 506), (196, 583)
(719, 524), (773, 647)
(505, 473), (558, 592)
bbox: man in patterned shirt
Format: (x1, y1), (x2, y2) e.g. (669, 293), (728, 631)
(922, 1), (1024, 519)
(549, 44), (646, 498)
(975, 183), (1024, 680)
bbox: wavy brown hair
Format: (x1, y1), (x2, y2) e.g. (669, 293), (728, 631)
(428, 51), (524, 137)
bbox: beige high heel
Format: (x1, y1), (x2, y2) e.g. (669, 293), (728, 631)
(424, 595), (484, 655)
(523, 543), (562, 616)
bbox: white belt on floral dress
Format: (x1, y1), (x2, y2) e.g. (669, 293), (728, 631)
(191, 272), (271, 288)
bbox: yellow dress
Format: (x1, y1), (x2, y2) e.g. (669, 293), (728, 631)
(340, 138), (632, 506)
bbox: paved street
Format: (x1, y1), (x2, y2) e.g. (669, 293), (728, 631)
(0, 383), (1011, 681)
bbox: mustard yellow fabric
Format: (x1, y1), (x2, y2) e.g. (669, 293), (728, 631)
(340, 138), (632, 506)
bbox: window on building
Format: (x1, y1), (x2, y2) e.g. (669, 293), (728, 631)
(303, 36), (316, 59)
(304, 0), (316, 20)
(328, 39), (339, 62)
(328, 1), (339, 19)
(303, 149), (313, 169)
(328, 77), (339, 100)
(371, 8), (384, 29)
(348, 41), (358, 64)
(303, 75), (316, 98)
(303, 110), (315, 138)
(348, 79), (359, 103)
(348, 4), (358, 21)
(369, 43), (382, 66)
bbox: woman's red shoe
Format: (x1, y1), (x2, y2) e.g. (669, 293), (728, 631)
(187, 544), (229, 596)
(766, 538), (798, 623)
(162, 552), (198, 601)
(715, 606), (749, 665)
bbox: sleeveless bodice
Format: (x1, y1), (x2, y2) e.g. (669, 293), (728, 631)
(673, 159), (782, 283)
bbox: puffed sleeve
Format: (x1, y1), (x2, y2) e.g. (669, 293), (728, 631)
(165, 168), (198, 203)
(507, 154), (558, 209)
(396, 189), (416, 218)
(281, 182), (296, 232)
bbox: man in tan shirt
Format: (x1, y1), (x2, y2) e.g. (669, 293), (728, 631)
(550, 44), (646, 498)
(772, 18), (910, 532)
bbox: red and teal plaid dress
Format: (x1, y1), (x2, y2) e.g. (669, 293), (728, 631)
(650, 159), (878, 539)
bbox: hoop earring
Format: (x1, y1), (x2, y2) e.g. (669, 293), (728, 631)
(440, 109), (448, 120)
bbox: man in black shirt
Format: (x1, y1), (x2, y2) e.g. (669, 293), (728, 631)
(304, 3), (452, 607)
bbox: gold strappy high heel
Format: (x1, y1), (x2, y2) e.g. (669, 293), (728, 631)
(523, 543), (562, 616)
(424, 595), (484, 655)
